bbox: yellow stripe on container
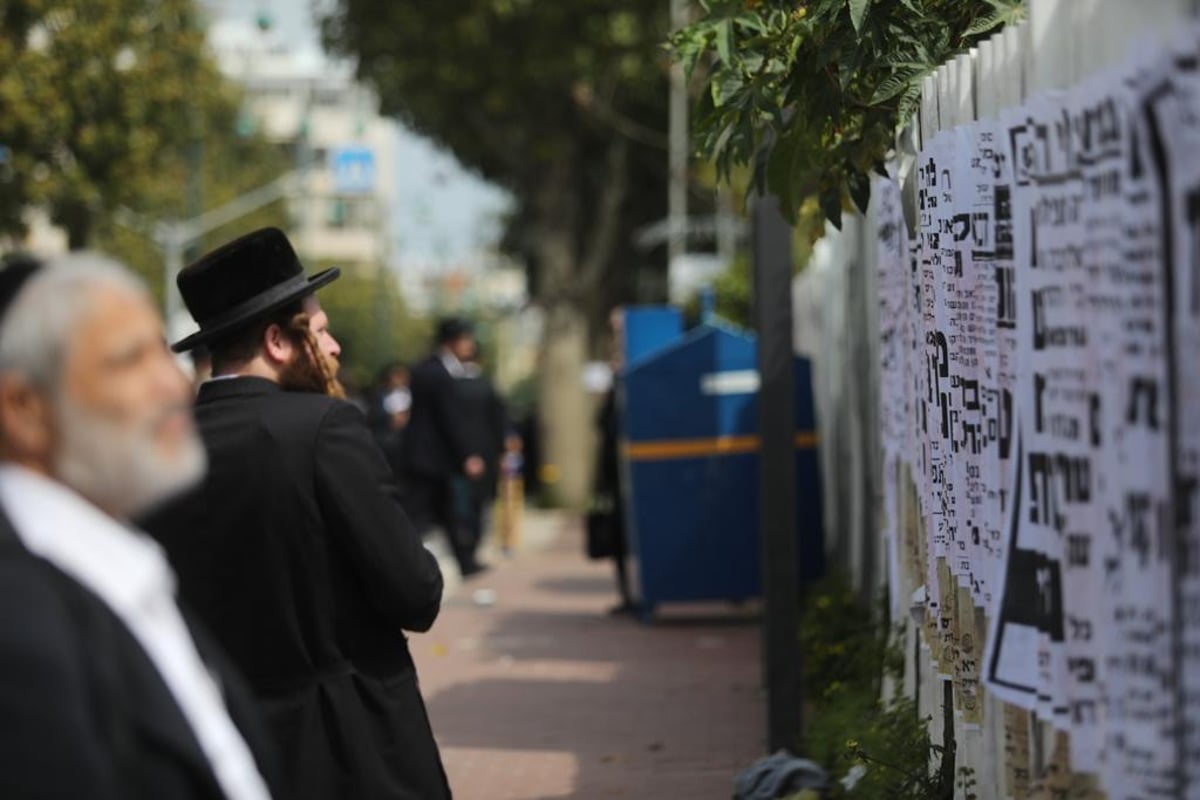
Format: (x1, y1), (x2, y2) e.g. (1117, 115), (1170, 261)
(624, 431), (819, 462)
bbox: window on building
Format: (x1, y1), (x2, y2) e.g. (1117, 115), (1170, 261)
(327, 198), (347, 228)
(325, 197), (378, 230)
(314, 87), (344, 107)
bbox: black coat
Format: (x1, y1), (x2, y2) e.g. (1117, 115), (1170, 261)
(141, 377), (450, 800)
(404, 354), (473, 480)
(455, 374), (509, 501)
(0, 505), (282, 800)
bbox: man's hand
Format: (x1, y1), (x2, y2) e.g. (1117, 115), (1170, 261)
(464, 455), (486, 479)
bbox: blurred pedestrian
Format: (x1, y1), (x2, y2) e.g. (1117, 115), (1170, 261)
(593, 308), (635, 615)
(594, 382), (635, 615)
(367, 361), (412, 481)
(404, 317), (488, 578)
(140, 228), (450, 800)
(454, 354), (513, 564)
(0, 253), (279, 800)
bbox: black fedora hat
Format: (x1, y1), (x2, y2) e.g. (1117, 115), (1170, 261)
(171, 227), (339, 353)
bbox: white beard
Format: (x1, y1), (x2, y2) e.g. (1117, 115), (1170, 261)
(54, 397), (207, 520)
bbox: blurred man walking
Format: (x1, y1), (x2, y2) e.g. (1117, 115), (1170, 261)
(404, 318), (488, 577)
(0, 253), (279, 800)
(141, 228), (450, 800)
(454, 355), (513, 563)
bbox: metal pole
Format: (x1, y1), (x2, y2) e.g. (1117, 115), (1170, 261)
(753, 192), (802, 753)
(668, 0), (689, 276)
(716, 186), (737, 269)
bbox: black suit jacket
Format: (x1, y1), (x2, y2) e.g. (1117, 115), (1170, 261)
(455, 374), (510, 500)
(404, 353), (473, 479)
(142, 377), (449, 800)
(0, 504), (280, 800)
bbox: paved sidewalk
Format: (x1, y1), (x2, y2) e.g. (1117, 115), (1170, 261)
(412, 511), (766, 799)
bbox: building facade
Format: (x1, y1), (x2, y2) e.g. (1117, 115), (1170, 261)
(207, 16), (398, 275)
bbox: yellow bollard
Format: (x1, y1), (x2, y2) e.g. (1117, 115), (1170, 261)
(495, 474), (523, 554)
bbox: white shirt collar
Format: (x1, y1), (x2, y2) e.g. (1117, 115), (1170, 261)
(440, 349), (467, 378)
(0, 465), (171, 616)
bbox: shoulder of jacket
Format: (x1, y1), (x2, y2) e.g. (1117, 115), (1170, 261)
(217, 391), (363, 448)
(247, 389), (348, 419)
(312, 396), (371, 432)
(0, 551), (89, 649)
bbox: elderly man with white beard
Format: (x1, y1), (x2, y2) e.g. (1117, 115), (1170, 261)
(0, 253), (281, 800)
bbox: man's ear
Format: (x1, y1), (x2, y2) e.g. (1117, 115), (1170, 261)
(262, 323), (294, 365)
(0, 376), (53, 463)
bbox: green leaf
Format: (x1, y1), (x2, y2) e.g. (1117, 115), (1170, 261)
(962, 9), (1006, 39)
(847, 0), (870, 35)
(869, 66), (925, 105)
(766, 125), (806, 216)
(734, 12), (766, 34)
(896, 82), (924, 126)
(716, 19), (734, 64)
(711, 69), (745, 107)
(847, 167), (871, 214)
(820, 183), (843, 230)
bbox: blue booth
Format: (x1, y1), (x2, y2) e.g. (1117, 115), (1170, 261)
(618, 310), (823, 620)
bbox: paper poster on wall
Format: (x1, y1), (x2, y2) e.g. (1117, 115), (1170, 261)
(1062, 70), (1127, 775)
(984, 96), (1072, 716)
(947, 123), (980, 596)
(917, 133), (948, 667)
(877, 20), (1200, 800)
(876, 174), (909, 620)
(935, 130), (962, 675)
(1136, 35), (1200, 798)
(1162, 46), (1200, 799)
(964, 117), (1004, 611)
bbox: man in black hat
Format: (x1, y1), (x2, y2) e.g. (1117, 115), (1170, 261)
(140, 228), (450, 800)
(404, 317), (488, 577)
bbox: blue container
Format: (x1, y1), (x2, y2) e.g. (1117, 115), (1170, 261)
(619, 319), (823, 619)
(622, 306), (683, 366)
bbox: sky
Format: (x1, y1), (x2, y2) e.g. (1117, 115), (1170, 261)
(200, 0), (513, 269)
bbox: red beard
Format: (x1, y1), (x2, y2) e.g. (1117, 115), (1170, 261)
(278, 345), (345, 398)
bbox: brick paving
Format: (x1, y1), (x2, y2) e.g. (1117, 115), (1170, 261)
(411, 511), (767, 799)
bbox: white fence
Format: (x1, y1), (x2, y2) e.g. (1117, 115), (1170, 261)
(797, 1), (1200, 797)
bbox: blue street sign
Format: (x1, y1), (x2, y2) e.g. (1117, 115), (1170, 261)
(329, 146), (375, 195)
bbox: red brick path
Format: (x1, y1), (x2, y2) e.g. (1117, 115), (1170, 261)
(411, 515), (766, 799)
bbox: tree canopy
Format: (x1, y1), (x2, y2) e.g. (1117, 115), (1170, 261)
(321, 0), (676, 327)
(1, 0), (230, 246)
(671, 0), (1025, 226)
(323, 0), (687, 506)
(1, 0), (298, 300)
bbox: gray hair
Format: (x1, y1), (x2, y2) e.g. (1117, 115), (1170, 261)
(0, 252), (148, 390)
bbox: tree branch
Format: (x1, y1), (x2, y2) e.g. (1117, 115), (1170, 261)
(573, 86), (669, 150)
(579, 137), (630, 294)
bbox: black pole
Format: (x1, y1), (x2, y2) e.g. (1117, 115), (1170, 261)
(753, 193), (802, 753)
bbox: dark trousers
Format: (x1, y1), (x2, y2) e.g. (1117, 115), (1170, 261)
(405, 472), (478, 575)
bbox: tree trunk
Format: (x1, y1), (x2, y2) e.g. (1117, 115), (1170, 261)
(531, 159), (590, 509)
(537, 300), (591, 509)
(531, 141), (629, 509)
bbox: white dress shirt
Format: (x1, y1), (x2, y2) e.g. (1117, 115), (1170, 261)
(0, 465), (272, 800)
(440, 349), (467, 378)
